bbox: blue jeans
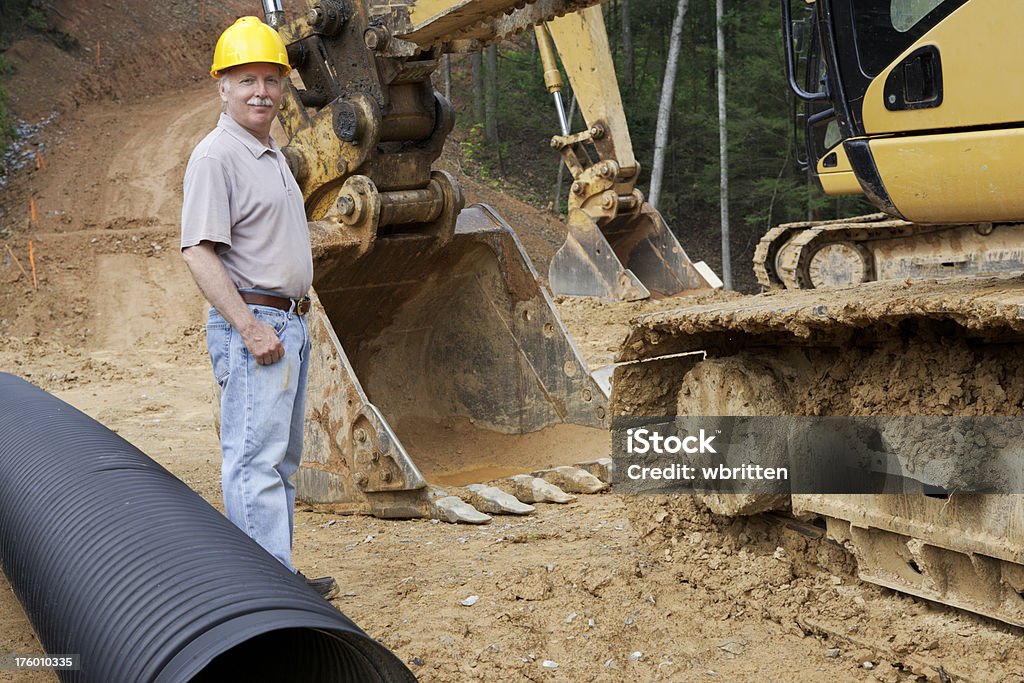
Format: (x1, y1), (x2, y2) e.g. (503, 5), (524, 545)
(206, 304), (310, 571)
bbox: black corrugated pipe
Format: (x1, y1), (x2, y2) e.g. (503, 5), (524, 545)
(0, 372), (416, 683)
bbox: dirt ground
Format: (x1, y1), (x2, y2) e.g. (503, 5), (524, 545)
(2, 4), (1024, 682)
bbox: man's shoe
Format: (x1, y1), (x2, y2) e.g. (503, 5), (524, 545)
(298, 572), (339, 600)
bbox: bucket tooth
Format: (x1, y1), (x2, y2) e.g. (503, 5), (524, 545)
(531, 465), (609, 494)
(464, 484), (536, 515)
(573, 458), (614, 484)
(429, 492), (492, 524)
(504, 474), (577, 504)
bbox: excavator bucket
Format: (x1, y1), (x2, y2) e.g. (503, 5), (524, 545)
(549, 205), (719, 300)
(294, 204), (610, 519)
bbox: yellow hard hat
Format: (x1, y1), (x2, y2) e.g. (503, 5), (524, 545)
(210, 16), (291, 78)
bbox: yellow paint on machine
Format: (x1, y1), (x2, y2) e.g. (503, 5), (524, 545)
(869, 128), (1024, 223)
(404, 0), (518, 43)
(817, 143), (862, 196)
(547, 6), (636, 172)
(863, 0), (1024, 135)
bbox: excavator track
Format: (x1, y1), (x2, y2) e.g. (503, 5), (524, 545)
(752, 214), (890, 289)
(612, 274), (1024, 627)
(754, 214), (1024, 290)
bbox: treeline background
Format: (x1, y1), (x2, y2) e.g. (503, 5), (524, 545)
(445, 0), (871, 291)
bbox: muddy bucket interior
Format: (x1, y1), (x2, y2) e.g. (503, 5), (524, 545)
(309, 204), (608, 487)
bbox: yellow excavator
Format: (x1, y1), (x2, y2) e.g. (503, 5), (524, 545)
(253, 0), (1024, 629)
(756, 0), (1024, 289)
(255, 0), (713, 523)
(615, 0), (1024, 628)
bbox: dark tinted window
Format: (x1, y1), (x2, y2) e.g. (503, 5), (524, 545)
(850, 0), (966, 76)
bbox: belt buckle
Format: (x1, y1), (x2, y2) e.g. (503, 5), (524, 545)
(295, 296), (311, 316)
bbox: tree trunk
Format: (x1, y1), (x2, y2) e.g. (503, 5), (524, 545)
(471, 52), (484, 124)
(621, 0), (634, 91)
(484, 44), (499, 145)
(443, 54), (452, 103)
(716, 0), (732, 289)
(648, 0), (688, 209)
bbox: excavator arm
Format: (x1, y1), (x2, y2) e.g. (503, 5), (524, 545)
(538, 7), (720, 299)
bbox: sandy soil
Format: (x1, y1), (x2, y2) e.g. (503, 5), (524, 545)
(2, 4), (1023, 682)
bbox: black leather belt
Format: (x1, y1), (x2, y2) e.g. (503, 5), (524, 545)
(239, 291), (311, 315)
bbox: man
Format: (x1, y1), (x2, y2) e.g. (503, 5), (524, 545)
(180, 16), (337, 600)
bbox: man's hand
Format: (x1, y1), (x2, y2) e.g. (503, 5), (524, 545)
(240, 320), (285, 365)
(182, 242), (286, 366)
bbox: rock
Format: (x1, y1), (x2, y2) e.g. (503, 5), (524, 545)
(431, 495), (491, 524)
(461, 595), (480, 606)
(463, 484), (535, 515)
(504, 475), (576, 503)
(825, 648), (841, 659)
(573, 457), (614, 483)
(531, 465), (608, 493)
(862, 661), (874, 670)
(541, 660), (558, 669)
(629, 651), (644, 661)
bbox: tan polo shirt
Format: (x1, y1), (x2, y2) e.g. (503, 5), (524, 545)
(181, 113), (312, 299)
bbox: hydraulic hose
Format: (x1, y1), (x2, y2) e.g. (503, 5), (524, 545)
(0, 372), (415, 683)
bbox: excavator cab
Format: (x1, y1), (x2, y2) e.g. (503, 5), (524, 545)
(787, 0), (1024, 223)
(758, 0), (1024, 289)
(783, 0), (859, 198)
